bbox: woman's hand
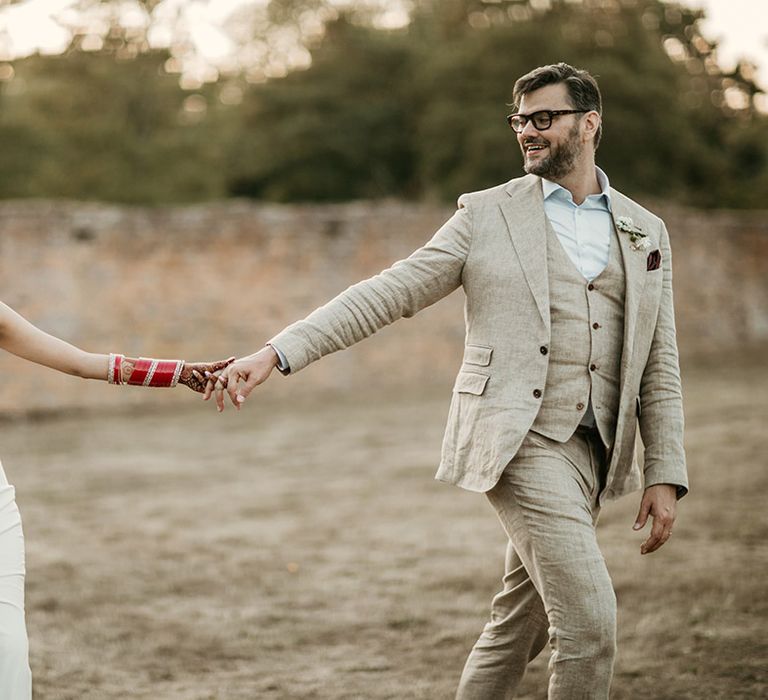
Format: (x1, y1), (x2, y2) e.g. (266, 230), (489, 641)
(178, 357), (235, 393)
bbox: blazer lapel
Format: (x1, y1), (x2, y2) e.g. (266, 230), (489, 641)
(499, 176), (550, 332)
(611, 192), (648, 389)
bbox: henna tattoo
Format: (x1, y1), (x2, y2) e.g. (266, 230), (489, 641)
(179, 358), (235, 393)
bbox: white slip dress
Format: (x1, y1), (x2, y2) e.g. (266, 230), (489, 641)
(0, 461), (31, 699)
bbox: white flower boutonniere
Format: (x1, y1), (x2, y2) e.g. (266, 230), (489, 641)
(615, 216), (651, 251)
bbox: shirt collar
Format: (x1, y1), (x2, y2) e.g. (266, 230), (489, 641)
(541, 166), (612, 209)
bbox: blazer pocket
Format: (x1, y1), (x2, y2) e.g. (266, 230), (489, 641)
(646, 249), (662, 272)
(462, 344), (493, 367)
(453, 370), (490, 396)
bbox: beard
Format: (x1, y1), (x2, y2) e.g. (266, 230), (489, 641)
(522, 122), (582, 180)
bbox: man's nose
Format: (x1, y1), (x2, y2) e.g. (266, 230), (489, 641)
(519, 119), (540, 139)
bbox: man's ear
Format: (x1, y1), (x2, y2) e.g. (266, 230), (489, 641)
(583, 111), (601, 144)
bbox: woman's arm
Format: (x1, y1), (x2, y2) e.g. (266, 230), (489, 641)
(0, 302), (234, 390)
(0, 302), (106, 379)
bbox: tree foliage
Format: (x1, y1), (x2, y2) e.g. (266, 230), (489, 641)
(230, 0), (768, 208)
(0, 27), (240, 202)
(0, 0), (766, 207)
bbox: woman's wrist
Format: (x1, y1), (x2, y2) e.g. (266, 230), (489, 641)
(120, 357), (137, 384)
(109, 355), (184, 387)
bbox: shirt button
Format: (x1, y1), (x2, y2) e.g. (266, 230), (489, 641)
(590, 363), (597, 371)
(577, 402), (585, 410)
(533, 389), (542, 398)
(540, 346), (548, 355)
(592, 322), (600, 329)
(588, 283), (595, 291)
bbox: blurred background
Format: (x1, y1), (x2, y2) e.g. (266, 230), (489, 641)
(0, 1), (766, 698)
(1, 0), (767, 206)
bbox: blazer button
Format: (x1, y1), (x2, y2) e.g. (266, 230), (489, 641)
(540, 346), (548, 355)
(533, 389), (542, 398)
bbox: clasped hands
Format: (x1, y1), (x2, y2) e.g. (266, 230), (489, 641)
(192, 345), (279, 411)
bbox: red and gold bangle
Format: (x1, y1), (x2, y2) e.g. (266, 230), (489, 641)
(127, 357), (184, 388)
(107, 353), (124, 385)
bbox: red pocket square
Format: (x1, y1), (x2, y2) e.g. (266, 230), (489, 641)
(647, 249), (662, 271)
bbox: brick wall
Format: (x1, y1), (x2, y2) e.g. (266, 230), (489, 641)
(0, 198), (765, 416)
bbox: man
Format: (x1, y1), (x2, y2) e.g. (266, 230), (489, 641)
(205, 63), (688, 699)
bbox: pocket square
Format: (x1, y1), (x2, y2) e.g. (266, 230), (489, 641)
(646, 249), (662, 271)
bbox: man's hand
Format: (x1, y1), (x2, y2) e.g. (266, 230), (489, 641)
(633, 483), (678, 555)
(177, 357), (235, 393)
(195, 346), (279, 411)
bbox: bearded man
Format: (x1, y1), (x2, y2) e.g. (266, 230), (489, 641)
(207, 63), (688, 699)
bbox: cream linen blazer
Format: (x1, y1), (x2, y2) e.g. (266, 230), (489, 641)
(269, 174), (689, 503)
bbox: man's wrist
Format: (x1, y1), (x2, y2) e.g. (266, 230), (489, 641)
(645, 482), (685, 500)
(265, 343), (289, 372)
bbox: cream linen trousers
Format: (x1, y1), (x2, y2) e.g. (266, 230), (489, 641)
(456, 426), (616, 699)
(0, 462), (32, 700)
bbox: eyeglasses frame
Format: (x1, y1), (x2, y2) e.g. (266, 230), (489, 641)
(506, 109), (589, 133)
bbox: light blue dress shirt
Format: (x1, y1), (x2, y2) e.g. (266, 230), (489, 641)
(271, 168), (615, 387)
(541, 167), (613, 282)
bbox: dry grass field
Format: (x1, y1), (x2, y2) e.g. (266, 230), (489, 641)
(1, 352), (766, 700)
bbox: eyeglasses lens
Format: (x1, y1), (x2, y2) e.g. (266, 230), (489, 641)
(509, 111), (552, 132)
(531, 112), (552, 130)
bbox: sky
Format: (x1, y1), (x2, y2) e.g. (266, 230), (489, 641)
(0, 0), (766, 89)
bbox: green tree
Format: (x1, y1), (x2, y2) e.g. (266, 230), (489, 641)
(0, 29), (238, 202)
(229, 0), (768, 207)
(228, 17), (416, 201)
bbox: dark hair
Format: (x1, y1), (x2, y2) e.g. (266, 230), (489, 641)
(512, 63), (602, 149)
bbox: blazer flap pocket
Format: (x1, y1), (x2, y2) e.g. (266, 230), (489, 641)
(453, 370), (490, 395)
(463, 344), (493, 367)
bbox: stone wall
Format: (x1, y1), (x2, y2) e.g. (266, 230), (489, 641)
(0, 198), (766, 416)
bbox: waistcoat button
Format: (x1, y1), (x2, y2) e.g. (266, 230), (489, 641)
(590, 363), (597, 371)
(577, 402), (585, 410)
(540, 346), (548, 355)
(587, 283), (595, 291)
(592, 322), (600, 329)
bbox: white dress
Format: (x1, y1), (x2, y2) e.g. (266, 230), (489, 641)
(0, 462), (31, 699)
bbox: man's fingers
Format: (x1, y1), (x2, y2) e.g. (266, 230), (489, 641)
(226, 368), (242, 407)
(203, 370), (228, 412)
(214, 375), (227, 412)
(633, 499), (651, 531)
(641, 515), (673, 555)
(237, 372), (263, 403)
(228, 374), (242, 408)
(641, 519), (663, 554)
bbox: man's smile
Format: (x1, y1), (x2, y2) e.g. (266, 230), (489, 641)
(524, 141), (549, 155)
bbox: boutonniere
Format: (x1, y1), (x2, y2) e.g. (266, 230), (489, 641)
(615, 216), (651, 251)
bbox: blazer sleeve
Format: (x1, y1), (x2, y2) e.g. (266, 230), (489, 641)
(638, 220), (689, 498)
(268, 200), (473, 375)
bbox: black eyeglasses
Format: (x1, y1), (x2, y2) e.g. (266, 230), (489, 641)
(506, 109), (588, 133)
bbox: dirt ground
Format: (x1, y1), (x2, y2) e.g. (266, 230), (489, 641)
(1, 352), (766, 700)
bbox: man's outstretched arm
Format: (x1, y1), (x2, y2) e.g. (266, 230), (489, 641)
(205, 201), (474, 409)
